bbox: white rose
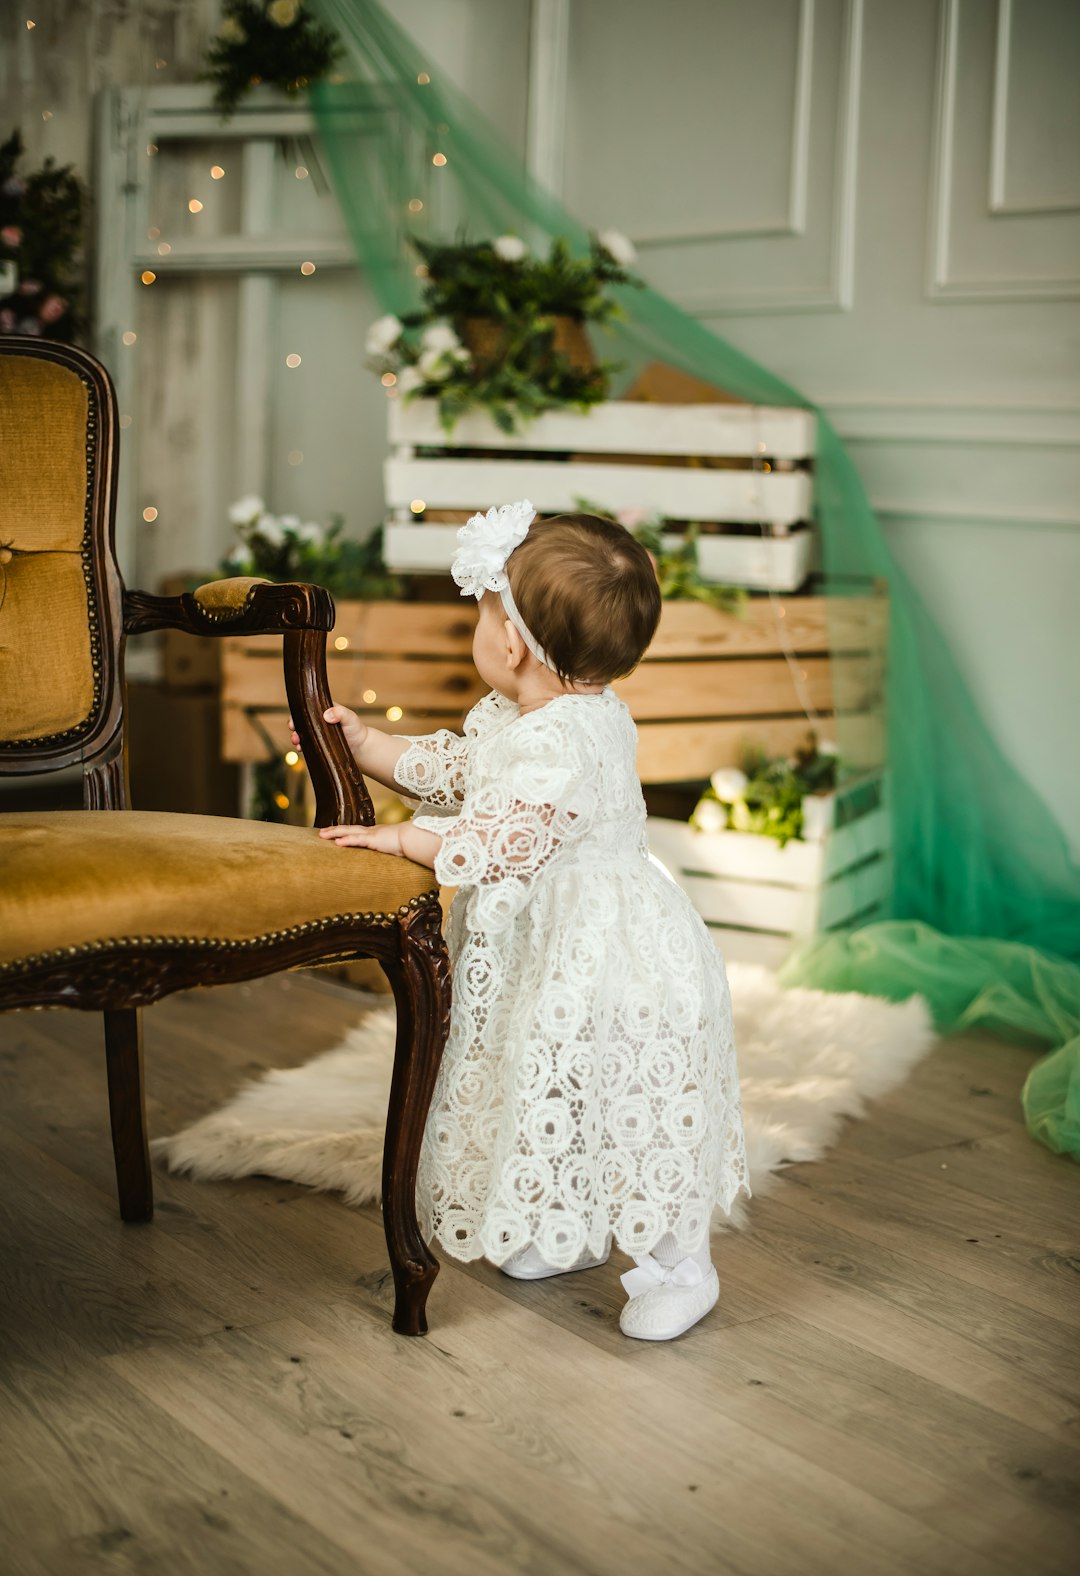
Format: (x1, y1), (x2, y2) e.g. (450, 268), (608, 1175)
(279, 513), (301, 532)
(493, 234), (527, 263)
(365, 313), (403, 358)
(397, 365), (424, 394)
(228, 494), (265, 525)
(418, 346), (454, 381)
(254, 512), (285, 546)
(598, 228), (637, 267)
(297, 520), (323, 543)
(817, 739), (840, 757)
(217, 16), (247, 44)
(420, 321), (462, 354)
(267, 0), (302, 27)
(693, 798), (727, 834)
(710, 767), (748, 803)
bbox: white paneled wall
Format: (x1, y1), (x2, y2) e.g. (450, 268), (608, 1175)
(52, 0), (1080, 852)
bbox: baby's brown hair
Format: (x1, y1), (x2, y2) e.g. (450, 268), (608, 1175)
(506, 513), (661, 685)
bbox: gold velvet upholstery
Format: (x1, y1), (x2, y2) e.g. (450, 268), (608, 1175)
(192, 576), (270, 613)
(0, 811), (438, 970)
(0, 355), (95, 739)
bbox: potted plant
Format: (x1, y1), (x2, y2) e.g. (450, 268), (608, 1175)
(365, 230), (642, 433)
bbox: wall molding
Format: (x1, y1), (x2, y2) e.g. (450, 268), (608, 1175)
(824, 399), (1080, 447)
(928, 0), (1080, 302)
(989, 0), (1080, 216)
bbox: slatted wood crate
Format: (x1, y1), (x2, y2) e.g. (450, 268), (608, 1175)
(383, 399), (817, 591)
(219, 586), (887, 785)
(647, 773), (892, 968)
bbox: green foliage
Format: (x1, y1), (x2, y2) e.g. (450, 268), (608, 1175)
(369, 233), (642, 434)
(220, 508), (402, 600)
(692, 734), (839, 847)
(0, 129), (85, 342)
(204, 1), (344, 118)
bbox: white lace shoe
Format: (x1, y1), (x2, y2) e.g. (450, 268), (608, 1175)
(498, 1240), (611, 1280)
(618, 1253), (720, 1341)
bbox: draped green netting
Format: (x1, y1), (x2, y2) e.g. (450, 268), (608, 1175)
(308, 0), (1080, 1157)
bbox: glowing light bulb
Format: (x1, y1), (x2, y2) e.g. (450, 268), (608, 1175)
(300, 260), (316, 275)
(210, 165), (225, 179)
(362, 689), (377, 705)
(407, 198), (423, 213)
(142, 506), (158, 522)
(381, 372), (397, 387)
(334, 636), (349, 651)
(141, 270), (156, 285)
(274, 792), (290, 810)
(41, 110), (53, 121)
(432, 152), (447, 167)
(122, 331), (137, 346)
(147, 226), (160, 239)
(157, 241), (172, 255)
(285, 750), (300, 766)
(188, 198), (203, 214)
(385, 706), (403, 722)
(295, 165), (309, 179)
(417, 72), (430, 85)
(285, 353), (301, 368)
(410, 499), (425, 514)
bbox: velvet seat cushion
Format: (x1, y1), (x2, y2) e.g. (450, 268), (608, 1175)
(0, 811), (438, 969)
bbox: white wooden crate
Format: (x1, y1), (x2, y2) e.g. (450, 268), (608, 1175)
(647, 774), (890, 968)
(384, 399), (816, 590)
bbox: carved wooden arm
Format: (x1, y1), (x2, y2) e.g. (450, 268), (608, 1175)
(122, 579), (374, 829)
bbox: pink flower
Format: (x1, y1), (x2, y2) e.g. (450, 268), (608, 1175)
(39, 294), (66, 323)
(1, 226), (22, 248)
(0, 309), (15, 332)
(18, 278), (42, 296)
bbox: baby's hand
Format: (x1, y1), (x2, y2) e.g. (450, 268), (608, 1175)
(288, 704), (368, 757)
(319, 822), (404, 857)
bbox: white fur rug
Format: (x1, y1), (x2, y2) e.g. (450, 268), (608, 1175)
(154, 965), (934, 1226)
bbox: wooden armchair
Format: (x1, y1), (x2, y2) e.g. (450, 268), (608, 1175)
(0, 338), (451, 1336)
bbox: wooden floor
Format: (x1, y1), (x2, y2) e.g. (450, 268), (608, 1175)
(1, 973), (1078, 1576)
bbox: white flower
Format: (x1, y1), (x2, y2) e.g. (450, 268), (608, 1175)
(217, 16), (247, 44)
(419, 345), (466, 381)
(253, 512), (285, 547)
(451, 499), (536, 598)
(228, 494), (265, 525)
(365, 313), (403, 358)
(397, 364), (424, 394)
(693, 798), (727, 834)
(493, 234), (527, 263)
(420, 321), (462, 354)
(297, 520), (323, 543)
(598, 228), (637, 267)
(267, 0), (302, 27)
(710, 767), (748, 803)
(817, 738), (840, 757)
(279, 513), (301, 533)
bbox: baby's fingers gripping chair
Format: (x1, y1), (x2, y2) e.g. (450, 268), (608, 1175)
(0, 338), (450, 1336)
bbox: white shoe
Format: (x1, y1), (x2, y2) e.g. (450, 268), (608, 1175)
(619, 1254), (720, 1341)
(498, 1240), (611, 1280)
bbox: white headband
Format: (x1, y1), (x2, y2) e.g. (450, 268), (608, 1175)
(450, 499), (555, 671)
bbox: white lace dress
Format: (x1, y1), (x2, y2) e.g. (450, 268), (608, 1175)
(395, 688), (749, 1269)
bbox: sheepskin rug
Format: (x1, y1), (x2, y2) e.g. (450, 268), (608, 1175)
(154, 965), (934, 1223)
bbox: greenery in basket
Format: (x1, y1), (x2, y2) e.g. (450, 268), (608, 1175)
(691, 733), (839, 848)
(0, 130), (85, 342)
(220, 496), (401, 600)
(204, 1), (344, 117)
(573, 497), (744, 615)
(364, 231), (642, 434)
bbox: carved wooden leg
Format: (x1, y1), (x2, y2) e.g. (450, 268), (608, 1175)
(103, 1007), (153, 1222)
(380, 900), (452, 1335)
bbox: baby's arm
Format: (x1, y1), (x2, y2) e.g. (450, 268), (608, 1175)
(318, 819), (442, 869)
(288, 705), (453, 798)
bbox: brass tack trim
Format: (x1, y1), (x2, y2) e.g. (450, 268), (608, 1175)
(0, 891), (439, 980)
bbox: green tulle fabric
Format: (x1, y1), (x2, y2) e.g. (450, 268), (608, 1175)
(308, 0), (1080, 1157)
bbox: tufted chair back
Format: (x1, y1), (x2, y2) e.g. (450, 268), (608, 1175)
(0, 339), (124, 785)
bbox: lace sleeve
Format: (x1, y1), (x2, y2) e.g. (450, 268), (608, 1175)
(434, 718), (597, 931)
(394, 729), (469, 808)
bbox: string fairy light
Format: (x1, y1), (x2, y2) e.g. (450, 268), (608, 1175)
(142, 506), (158, 522)
(188, 198), (204, 213)
(210, 165), (225, 180)
(285, 353), (301, 368)
(334, 636), (349, 651)
(300, 260), (316, 275)
(385, 706), (403, 723)
(362, 689), (377, 705)
(140, 270), (156, 285)
(432, 152), (447, 167)
(121, 330), (137, 346)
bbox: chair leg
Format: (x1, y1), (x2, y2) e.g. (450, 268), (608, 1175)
(380, 903), (452, 1335)
(103, 1007), (154, 1222)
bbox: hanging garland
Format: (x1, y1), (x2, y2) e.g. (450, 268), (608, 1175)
(0, 130), (85, 342)
(204, 1), (344, 117)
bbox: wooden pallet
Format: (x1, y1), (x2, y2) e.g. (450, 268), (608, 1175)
(220, 588), (887, 786)
(383, 399), (817, 591)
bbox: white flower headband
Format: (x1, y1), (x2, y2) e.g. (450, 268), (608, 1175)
(451, 499), (554, 670)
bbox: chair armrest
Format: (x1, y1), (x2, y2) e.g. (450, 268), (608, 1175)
(122, 578), (374, 829)
(122, 578), (334, 637)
